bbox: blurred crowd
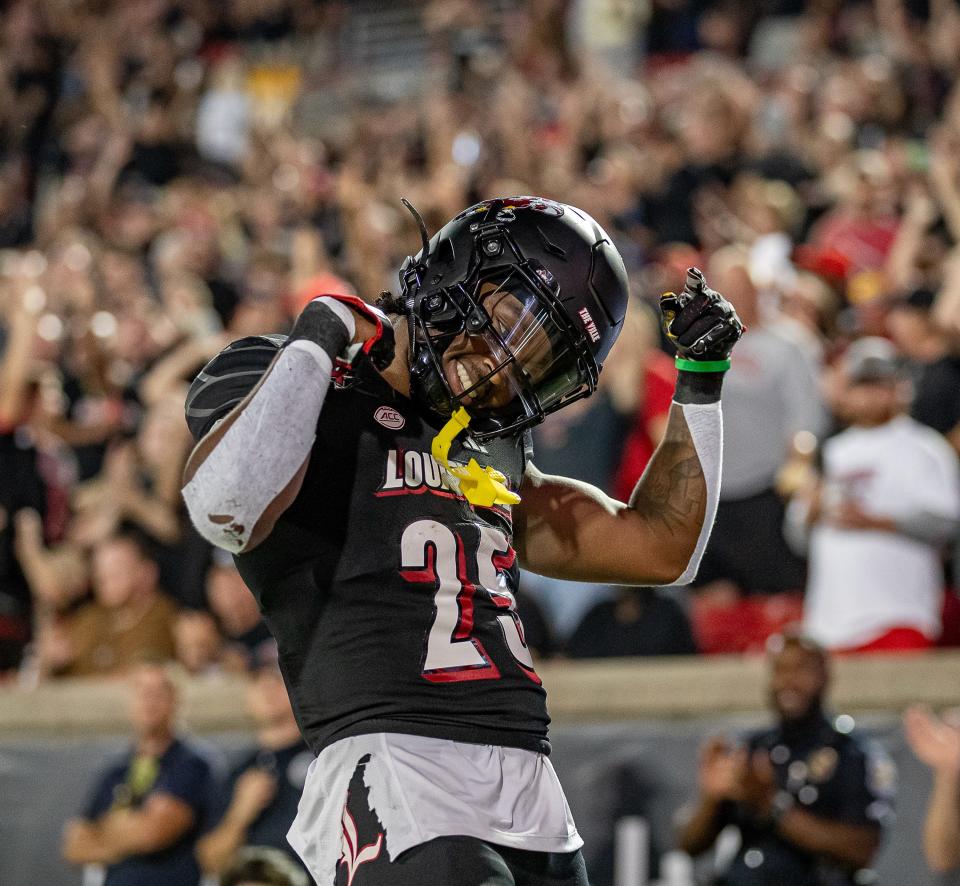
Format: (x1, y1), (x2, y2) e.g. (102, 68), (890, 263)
(4, 0), (960, 686)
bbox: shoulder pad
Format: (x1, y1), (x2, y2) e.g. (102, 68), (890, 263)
(185, 334), (286, 440)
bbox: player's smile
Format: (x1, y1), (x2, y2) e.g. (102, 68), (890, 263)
(437, 281), (556, 411)
(442, 348), (510, 408)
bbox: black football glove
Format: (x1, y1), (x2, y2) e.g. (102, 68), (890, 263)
(659, 267), (744, 363)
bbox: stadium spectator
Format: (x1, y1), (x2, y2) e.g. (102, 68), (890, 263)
(0, 269), (56, 672)
(220, 846), (310, 886)
(808, 150), (901, 276)
(205, 554), (277, 672)
(776, 271), (840, 370)
(518, 569), (610, 652)
(886, 281), (960, 454)
(904, 705), (960, 874)
(788, 338), (960, 653)
(565, 587), (697, 659)
(68, 421), (185, 552)
(684, 244), (828, 654)
(61, 663), (219, 886)
(41, 525), (177, 677)
(173, 609), (226, 678)
(694, 244), (829, 598)
(197, 665), (311, 877)
(610, 301), (677, 503)
(530, 374), (631, 495)
(13, 507), (88, 613)
(677, 631), (894, 885)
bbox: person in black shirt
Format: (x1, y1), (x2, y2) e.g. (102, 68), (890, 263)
(887, 287), (960, 452)
(205, 552), (278, 672)
(182, 196), (743, 885)
(221, 847), (310, 886)
(566, 586), (697, 658)
(0, 412), (47, 670)
(62, 663), (218, 886)
(198, 665), (313, 878)
(0, 293), (52, 671)
(678, 632), (894, 885)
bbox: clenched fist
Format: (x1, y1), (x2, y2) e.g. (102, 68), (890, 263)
(660, 268), (744, 364)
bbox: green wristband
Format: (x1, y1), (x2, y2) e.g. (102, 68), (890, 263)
(675, 357), (731, 373)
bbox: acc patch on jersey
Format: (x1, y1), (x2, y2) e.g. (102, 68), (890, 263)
(374, 405), (405, 430)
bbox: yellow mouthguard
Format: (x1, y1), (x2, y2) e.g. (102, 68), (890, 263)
(431, 408), (522, 508)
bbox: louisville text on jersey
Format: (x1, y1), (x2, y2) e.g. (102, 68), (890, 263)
(378, 448), (459, 499)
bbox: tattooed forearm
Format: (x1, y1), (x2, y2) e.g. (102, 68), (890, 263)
(629, 411), (707, 538)
(631, 450), (703, 532)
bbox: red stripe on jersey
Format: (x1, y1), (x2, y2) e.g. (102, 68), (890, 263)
(422, 659), (502, 682)
(454, 534), (476, 640)
(399, 544), (437, 585)
(519, 663), (542, 685)
(375, 487), (461, 500)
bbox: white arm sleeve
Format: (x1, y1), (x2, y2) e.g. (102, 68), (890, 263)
(671, 400), (723, 586)
(182, 339), (334, 553)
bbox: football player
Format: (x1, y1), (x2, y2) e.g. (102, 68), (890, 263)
(182, 197), (742, 885)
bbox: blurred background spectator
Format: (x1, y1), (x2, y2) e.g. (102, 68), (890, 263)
(173, 608), (227, 677)
(904, 705), (960, 875)
(220, 846), (310, 886)
(565, 586), (697, 659)
(787, 337), (960, 653)
(61, 663), (220, 886)
(676, 632), (895, 885)
(197, 664), (311, 879)
(40, 524), (177, 678)
(205, 553), (278, 672)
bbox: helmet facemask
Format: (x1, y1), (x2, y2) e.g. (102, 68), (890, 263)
(408, 256), (599, 441)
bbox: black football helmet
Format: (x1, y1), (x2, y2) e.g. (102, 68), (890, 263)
(398, 196), (629, 441)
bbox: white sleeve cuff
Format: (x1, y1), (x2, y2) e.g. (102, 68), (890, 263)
(672, 400), (722, 586)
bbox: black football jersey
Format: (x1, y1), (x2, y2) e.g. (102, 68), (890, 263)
(186, 336), (550, 755)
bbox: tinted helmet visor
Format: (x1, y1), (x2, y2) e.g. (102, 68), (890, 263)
(414, 266), (597, 438)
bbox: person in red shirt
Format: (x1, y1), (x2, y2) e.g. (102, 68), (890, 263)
(808, 151), (901, 275)
(613, 341), (677, 502)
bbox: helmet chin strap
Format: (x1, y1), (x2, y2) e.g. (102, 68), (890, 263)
(431, 408), (521, 508)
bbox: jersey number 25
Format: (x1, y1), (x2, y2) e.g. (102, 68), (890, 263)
(400, 519), (539, 684)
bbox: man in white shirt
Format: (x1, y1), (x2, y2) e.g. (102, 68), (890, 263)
(788, 337), (960, 652)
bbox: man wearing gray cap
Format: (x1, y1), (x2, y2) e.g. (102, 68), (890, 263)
(786, 337), (960, 652)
